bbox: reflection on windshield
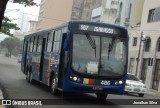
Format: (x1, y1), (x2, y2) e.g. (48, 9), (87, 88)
(72, 34), (126, 77)
(127, 74), (139, 81)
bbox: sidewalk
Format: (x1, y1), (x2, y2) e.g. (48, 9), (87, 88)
(0, 88), (4, 108)
(146, 89), (160, 97)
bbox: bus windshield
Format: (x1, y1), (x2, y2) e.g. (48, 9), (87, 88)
(72, 34), (126, 77)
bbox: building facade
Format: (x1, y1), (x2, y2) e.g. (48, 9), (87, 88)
(28, 20), (37, 33)
(37, 0), (102, 30)
(17, 13), (29, 34)
(80, 0), (102, 21)
(71, 0), (84, 20)
(128, 0), (160, 92)
(91, 0), (133, 28)
(13, 31), (24, 40)
(37, 0), (73, 30)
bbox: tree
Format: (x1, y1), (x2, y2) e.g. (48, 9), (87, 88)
(0, 17), (20, 36)
(0, 37), (22, 57)
(0, 0), (38, 29)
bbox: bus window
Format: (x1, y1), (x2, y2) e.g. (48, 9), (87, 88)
(32, 37), (35, 52)
(33, 37), (38, 52)
(30, 37), (34, 52)
(45, 33), (49, 51)
(47, 32), (52, 52)
(23, 40), (26, 52)
(36, 36), (39, 52)
(28, 38), (31, 52)
(37, 37), (42, 52)
(56, 30), (62, 41)
(51, 31), (55, 51)
(53, 30), (62, 53)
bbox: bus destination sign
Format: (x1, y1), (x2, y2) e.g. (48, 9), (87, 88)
(79, 24), (120, 35)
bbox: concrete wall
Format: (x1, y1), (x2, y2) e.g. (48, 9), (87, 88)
(129, 0), (160, 92)
(37, 0), (73, 30)
(129, 0), (144, 27)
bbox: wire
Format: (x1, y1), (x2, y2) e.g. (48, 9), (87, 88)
(5, 9), (67, 23)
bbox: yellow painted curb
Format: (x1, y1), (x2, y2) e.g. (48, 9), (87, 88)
(0, 105), (3, 108)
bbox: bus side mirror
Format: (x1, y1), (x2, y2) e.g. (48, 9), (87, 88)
(63, 33), (68, 51)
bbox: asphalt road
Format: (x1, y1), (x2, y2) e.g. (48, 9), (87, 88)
(0, 55), (159, 108)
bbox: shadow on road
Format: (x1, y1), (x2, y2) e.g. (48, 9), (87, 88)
(124, 92), (146, 98)
(27, 80), (121, 106)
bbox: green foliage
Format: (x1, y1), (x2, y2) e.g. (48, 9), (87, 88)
(0, 17), (20, 36)
(13, 0), (38, 6)
(0, 37), (22, 57)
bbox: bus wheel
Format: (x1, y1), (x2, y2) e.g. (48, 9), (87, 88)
(96, 93), (108, 101)
(51, 75), (59, 95)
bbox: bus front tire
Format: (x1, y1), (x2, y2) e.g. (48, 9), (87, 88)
(96, 93), (108, 100)
(51, 75), (59, 95)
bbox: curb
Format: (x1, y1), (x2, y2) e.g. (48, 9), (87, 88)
(146, 89), (160, 97)
(0, 89), (4, 108)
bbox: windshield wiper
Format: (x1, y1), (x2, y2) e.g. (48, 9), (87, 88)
(85, 33), (96, 58)
(108, 37), (116, 60)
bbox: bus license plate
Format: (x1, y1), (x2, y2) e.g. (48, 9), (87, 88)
(92, 86), (103, 91)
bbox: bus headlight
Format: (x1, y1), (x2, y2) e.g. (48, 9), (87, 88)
(115, 80), (124, 85)
(73, 76), (77, 81)
(119, 80), (123, 84)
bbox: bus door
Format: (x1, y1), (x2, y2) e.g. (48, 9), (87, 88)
(23, 40), (28, 74)
(39, 38), (46, 81)
(58, 33), (67, 89)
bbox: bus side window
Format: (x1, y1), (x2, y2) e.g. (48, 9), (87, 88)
(33, 37), (37, 52)
(30, 37), (34, 52)
(45, 33), (49, 51)
(36, 36), (39, 52)
(32, 37), (35, 52)
(51, 31), (55, 51)
(28, 38), (31, 52)
(37, 36), (42, 52)
(53, 30), (62, 53)
(47, 32), (53, 52)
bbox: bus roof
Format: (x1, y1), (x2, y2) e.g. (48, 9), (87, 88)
(70, 20), (127, 30)
(24, 20), (127, 39)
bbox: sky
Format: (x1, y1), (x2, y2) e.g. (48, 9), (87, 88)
(4, 0), (41, 24)
(0, 0), (41, 41)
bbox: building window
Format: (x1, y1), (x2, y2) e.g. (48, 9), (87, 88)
(133, 37), (137, 46)
(148, 7), (160, 23)
(129, 58), (134, 74)
(144, 38), (151, 52)
(157, 37), (160, 51)
(148, 9), (155, 22)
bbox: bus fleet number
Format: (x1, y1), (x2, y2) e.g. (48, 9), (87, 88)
(101, 80), (110, 85)
(80, 25), (89, 30)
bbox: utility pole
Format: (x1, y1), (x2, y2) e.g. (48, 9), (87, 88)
(135, 31), (143, 77)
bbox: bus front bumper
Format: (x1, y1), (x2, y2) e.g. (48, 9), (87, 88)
(62, 77), (125, 95)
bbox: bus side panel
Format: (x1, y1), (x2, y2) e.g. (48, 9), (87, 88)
(32, 52), (41, 81)
(42, 52), (51, 86)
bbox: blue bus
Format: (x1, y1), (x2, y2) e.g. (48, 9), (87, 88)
(21, 20), (128, 100)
